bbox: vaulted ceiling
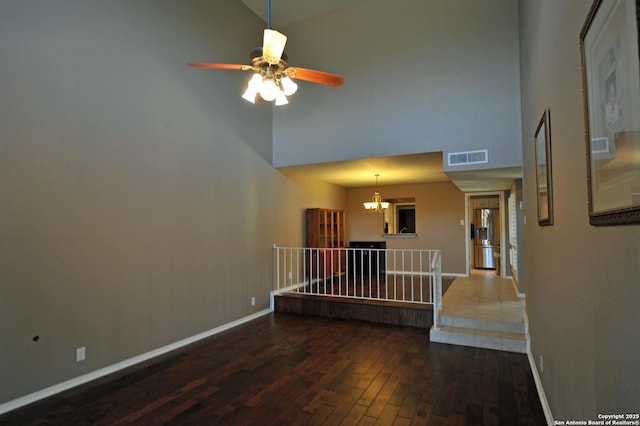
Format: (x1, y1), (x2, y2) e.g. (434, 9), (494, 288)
(239, 0), (360, 26)
(238, 0), (522, 192)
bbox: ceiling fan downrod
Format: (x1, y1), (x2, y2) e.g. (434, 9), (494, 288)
(266, 0), (272, 29)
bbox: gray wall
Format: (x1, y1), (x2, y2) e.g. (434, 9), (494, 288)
(272, 0), (522, 173)
(4, 0), (639, 417)
(519, 0), (640, 418)
(347, 182), (466, 274)
(0, 0), (347, 404)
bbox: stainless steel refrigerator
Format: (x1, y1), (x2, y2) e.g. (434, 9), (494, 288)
(473, 208), (500, 269)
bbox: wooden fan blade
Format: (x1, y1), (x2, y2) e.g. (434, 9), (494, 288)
(188, 63), (252, 71)
(285, 67), (344, 87)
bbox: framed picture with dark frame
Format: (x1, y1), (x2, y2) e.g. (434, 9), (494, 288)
(580, 0), (640, 226)
(534, 109), (554, 226)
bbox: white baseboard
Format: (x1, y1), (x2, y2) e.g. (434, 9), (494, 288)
(527, 349), (554, 425)
(510, 276), (526, 299)
(0, 308), (272, 416)
(444, 272), (466, 278)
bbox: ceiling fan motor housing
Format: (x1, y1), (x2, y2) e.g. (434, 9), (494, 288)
(249, 47), (288, 62)
(249, 49), (289, 81)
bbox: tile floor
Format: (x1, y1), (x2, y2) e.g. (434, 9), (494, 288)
(430, 269), (529, 353)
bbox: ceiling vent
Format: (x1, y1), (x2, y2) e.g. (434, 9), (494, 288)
(447, 150), (488, 166)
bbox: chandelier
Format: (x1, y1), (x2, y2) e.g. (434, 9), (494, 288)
(363, 174), (389, 213)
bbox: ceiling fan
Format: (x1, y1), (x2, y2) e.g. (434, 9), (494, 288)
(188, 0), (344, 105)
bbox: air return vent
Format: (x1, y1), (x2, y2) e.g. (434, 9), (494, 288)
(591, 137), (609, 154)
(447, 149), (488, 166)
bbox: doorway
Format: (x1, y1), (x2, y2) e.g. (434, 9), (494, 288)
(465, 193), (506, 277)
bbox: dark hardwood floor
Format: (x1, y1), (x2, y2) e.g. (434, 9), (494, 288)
(0, 313), (546, 425)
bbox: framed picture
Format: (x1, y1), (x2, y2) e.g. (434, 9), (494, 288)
(580, 0), (640, 226)
(534, 109), (554, 226)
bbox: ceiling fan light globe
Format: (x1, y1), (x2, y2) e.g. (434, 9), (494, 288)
(275, 91), (289, 106)
(241, 87), (258, 103)
(281, 77), (298, 96)
(259, 79), (279, 101)
(263, 29), (287, 63)
(248, 73), (263, 89)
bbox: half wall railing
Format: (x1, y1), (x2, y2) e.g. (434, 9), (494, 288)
(273, 246), (442, 324)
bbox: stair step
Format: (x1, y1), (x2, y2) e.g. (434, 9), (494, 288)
(438, 311), (526, 334)
(430, 325), (528, 353)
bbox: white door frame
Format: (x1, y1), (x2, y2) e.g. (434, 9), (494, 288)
(464, 191), (507, 277)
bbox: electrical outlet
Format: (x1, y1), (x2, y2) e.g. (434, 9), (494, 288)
(459, 219), (464, 226)
(288, 271), (292, 279)
(251, 297), (255, 306)
(539, 355), (543, 373)
(76, 347), (86, 362)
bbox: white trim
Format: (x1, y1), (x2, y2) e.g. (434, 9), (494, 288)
(465, 191), (506, 276)
(465, 196), (471, 276)
(527, 349), (554, 425)
(498, 192), (506, 277)
(275, 279), (312, 294)
(384, 269), (432, 277)
(510, 276), (526, 299)
(0, 309), (272, 416)
(383, 271), (463, 278)
(442, 272), (466, 278)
